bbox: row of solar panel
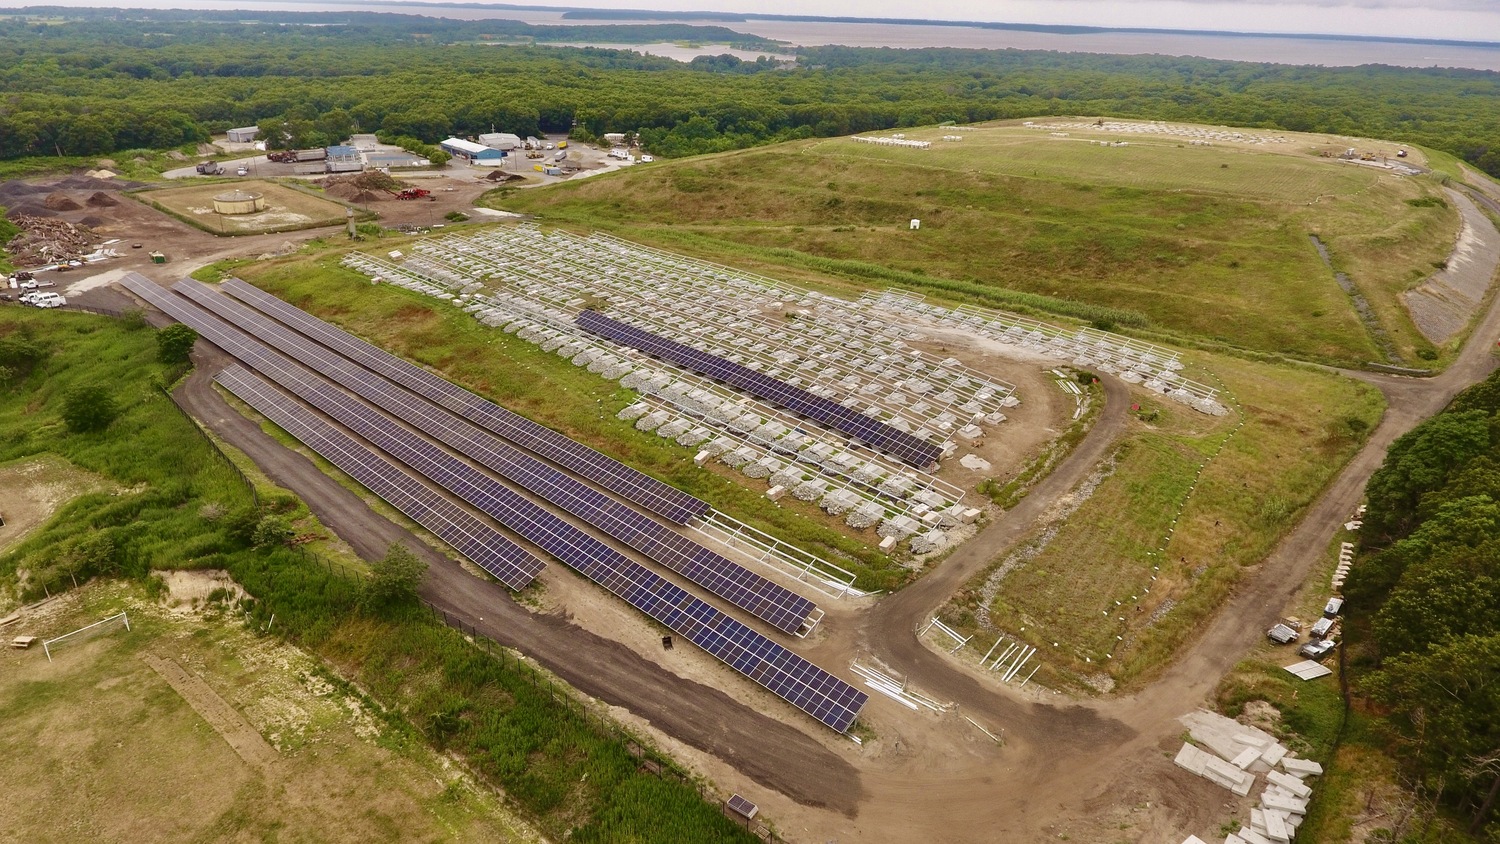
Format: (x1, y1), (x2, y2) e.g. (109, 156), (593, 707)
(577, 310), (945, 468)
(122, 274), (865, 731)
(214, 364), (866, 732)
(121, 275), (548, 590)
(174, 280), (814, 636)
(218, 278), (712, 526)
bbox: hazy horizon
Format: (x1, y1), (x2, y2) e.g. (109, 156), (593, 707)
(330, 0), (1498, 42)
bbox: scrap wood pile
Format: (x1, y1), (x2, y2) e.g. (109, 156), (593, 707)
(5, 215), (97, 266)
(319, 171), (404, 202)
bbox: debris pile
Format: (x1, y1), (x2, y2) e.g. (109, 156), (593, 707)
(4, 214), (97, 266)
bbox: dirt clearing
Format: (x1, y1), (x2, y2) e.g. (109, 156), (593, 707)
(0, 579), (544, 844)
(0, 455), (111, 560)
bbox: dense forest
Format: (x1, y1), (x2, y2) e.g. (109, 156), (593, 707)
(0, 10), (1498, 175)
(1348, 370), (1500, 837)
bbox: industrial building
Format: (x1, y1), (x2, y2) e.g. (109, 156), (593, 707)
(440, 138), (504, 163)
(226, 126), (260, 143)
(325, 145), (363, 173)
(364, 150), (431, 170)
(478, 132), (522, 151)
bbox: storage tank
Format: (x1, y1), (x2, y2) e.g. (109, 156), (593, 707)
(212, 189), (265, 215)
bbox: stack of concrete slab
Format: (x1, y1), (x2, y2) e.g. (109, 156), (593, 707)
(1175, 710), (1325, 843)
(1174, 743), (1255, 796)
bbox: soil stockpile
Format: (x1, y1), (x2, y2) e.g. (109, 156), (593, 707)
(85, 191), (119, 208)
(44, 192), (82, 211)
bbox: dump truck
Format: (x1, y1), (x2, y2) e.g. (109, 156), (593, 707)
(267, 148), (327, 163)
(195, 161), (223, 175)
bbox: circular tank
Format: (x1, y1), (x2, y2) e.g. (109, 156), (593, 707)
(212, 189), (265, 215)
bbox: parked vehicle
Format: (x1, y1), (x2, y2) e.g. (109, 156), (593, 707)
(195, 160), (223, 175)
(236, 165), (249, 176)
(29, 292), (66, 308)
(19, 278), (38, 290)
(639, 154), (654, 163)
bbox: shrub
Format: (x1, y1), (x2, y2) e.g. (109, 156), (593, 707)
(361, 542), (426, 611)
(61, 384), (119, 432)
(156, 323), (198, 364)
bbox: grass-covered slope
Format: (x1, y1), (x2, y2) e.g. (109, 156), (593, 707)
(494, 121), (1460, 366)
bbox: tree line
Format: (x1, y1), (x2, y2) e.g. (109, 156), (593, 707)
(0, 12), (1497, 178)
(1350, 369), (1500, 836)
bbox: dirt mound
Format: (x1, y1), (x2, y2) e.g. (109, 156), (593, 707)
(0, 181), (49, 203)
(319, 171), (404, 201)
(43, 192), (82, 211)
(77, 215), (106, 228)
(6, 204), (55, 219)
(55, 175), (142, 192)
(165, 150), (188, 161)
(85, 191), (119, 208)
(483, 170), (520, 182)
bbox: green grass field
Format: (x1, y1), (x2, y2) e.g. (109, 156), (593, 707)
(939, 353), (1384, 690)
(491, 119), (1460, 366)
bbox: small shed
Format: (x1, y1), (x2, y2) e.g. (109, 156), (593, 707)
(226, 126), (260, 143)
(212, 189), (265, 215)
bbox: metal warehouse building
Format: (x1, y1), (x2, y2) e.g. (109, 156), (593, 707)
(226, 126), (260, 143)
(440, 138), (504, 163)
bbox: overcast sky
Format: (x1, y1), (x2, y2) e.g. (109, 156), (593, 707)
(509, 0), (1500, 41)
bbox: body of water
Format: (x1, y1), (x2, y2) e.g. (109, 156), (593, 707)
(9, 1), (1500, 71)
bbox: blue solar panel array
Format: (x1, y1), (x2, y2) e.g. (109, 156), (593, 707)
(217, 368), (545, 590)
(217, 278), (711, 526)
(576, 309), (945, 468)
(172, 280), (815, 635)
(120, 274), (545, 590)
(121, 273), (865, 731)
(225, 361), (866, 732)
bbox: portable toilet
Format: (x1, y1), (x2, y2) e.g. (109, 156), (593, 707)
(910, 219), (920, 230)
(149, 251), (167, 264)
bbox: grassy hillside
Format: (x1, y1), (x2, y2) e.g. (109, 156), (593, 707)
(493, 121), (1460, 366)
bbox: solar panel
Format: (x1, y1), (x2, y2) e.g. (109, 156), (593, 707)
(120, 275), (544, 590)
(214, 367), (545, 590)
(576, 310), (944, 468)
(216, 278), (710, 525)
(171, 280), (815, 635)
(218, 364), (863, 733)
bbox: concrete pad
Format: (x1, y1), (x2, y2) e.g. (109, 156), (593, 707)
(1232, 747), (1262, 769)
(1264, 809), (1291, 843)
(1268, 770), (1312, 798)
(1281, 756), (1324, 777)
(1262, 790), (1309, 815)
(1260, 743), (1288, 766)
